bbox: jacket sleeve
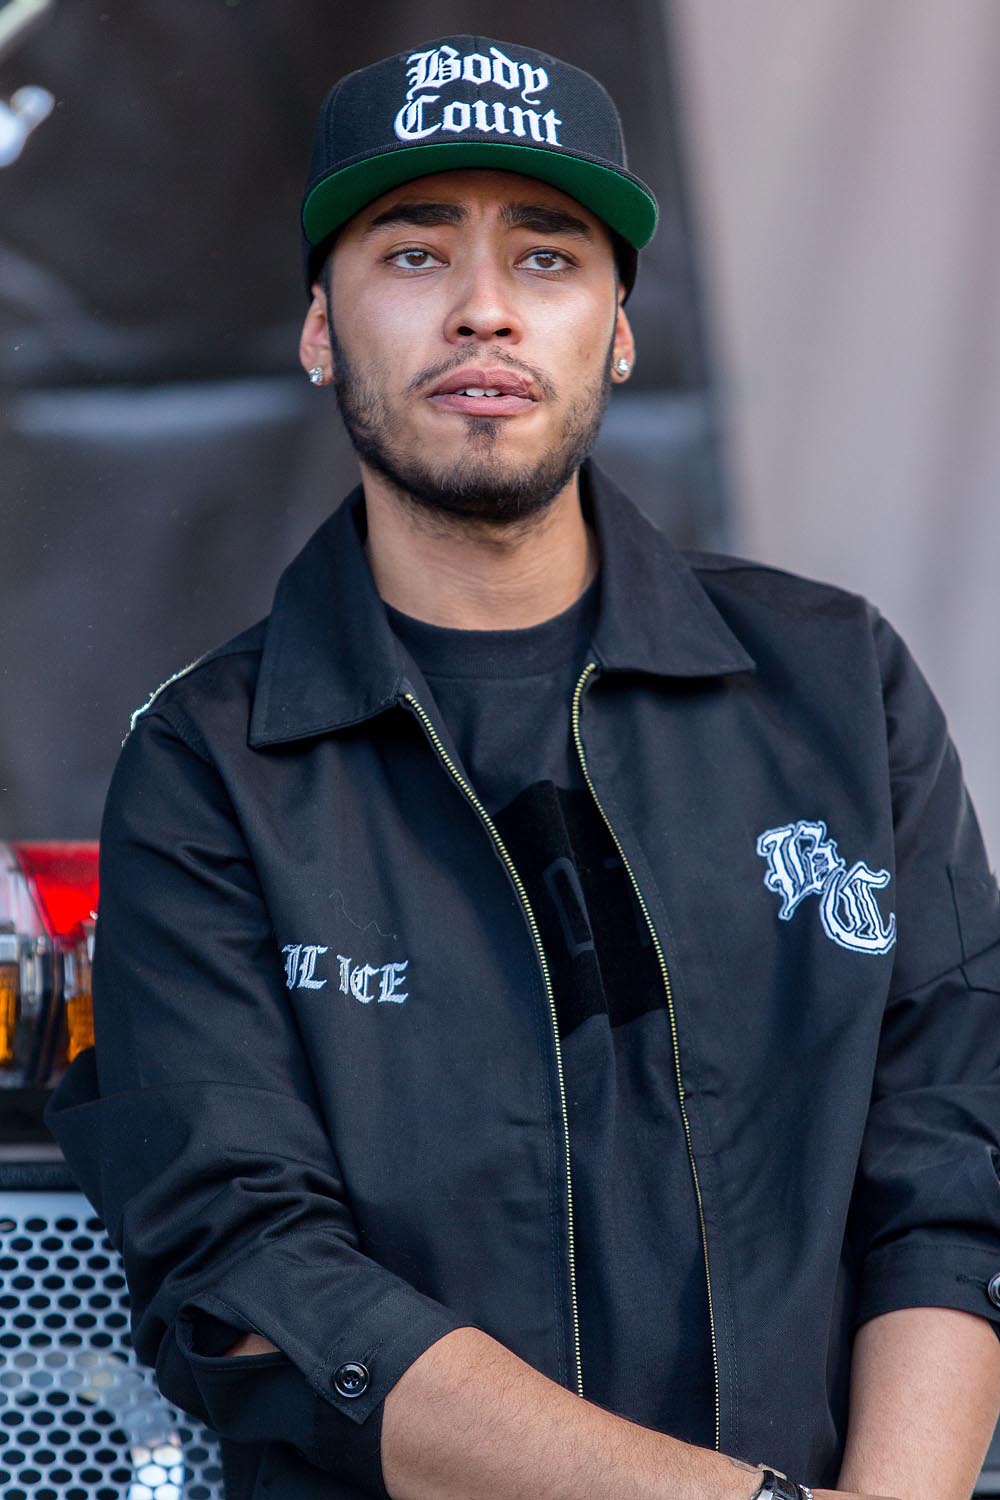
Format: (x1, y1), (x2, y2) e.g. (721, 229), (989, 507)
(44, 703), (471, 1497)
(847, 612), (1000, 1336)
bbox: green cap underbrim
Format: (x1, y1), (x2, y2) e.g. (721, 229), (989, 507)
(302, 141), (658, 253)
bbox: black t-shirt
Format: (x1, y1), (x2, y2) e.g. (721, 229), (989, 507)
(386, 580), (716, 1446)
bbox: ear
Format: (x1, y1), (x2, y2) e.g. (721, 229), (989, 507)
(298, 281), (333, 379)
(611, 297), (636, 382)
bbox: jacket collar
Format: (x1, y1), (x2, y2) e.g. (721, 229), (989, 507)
(585, 461), (755, 680)
(249, 460), (754, 748)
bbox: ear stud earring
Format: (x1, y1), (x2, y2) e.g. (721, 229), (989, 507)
(614, 357), (630, 376)
(308, 365), (326, 386)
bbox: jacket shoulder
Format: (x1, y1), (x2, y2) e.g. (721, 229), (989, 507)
(680, 549), (930, 718)
(682, 547), (875, 626)
(125, 618), (267, 743)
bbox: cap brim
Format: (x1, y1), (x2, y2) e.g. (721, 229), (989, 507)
(302, 141), (658, 254)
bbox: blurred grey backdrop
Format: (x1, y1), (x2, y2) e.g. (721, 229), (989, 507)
(675, 0), (1000, 866)
(0, 0), (723, 839)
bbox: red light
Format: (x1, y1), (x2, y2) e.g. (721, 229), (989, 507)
(12, 842), (99, 940)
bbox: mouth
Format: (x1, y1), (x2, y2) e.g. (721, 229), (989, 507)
(426, 366), (539, 418)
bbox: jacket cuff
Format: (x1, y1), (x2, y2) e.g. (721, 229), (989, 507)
(175, 1295), (470, 1496)
(855, 1239), (1000, 1340)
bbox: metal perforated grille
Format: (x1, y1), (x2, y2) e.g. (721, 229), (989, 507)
(4, 1199), (999, 1498)
(0, 1192), (223, 1500)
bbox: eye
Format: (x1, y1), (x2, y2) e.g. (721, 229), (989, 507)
(520, 248), (574, 272)
(386, 247), (444, 270)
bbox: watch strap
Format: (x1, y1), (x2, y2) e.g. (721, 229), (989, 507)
(751, 1467), (807, 1500)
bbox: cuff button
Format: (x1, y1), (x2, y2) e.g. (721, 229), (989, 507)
(333, 1361), (370, 1397)
(987, 1273), (1000, 1309)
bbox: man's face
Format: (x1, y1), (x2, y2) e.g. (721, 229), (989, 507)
(300, 169), (634, 526)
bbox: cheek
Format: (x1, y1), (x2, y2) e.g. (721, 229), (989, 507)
(534, 295), (614, 377)
(340, 283), (447, 387)
(355, 275), (441, 336)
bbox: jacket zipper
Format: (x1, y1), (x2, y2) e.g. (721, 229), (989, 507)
(571, 663), (722, 1451)
(403, 691), (584, 1398)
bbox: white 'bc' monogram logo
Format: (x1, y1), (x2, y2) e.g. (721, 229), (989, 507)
(755, 819), (896, 956)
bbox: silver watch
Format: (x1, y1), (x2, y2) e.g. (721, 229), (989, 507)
(750, 1466), (814, 1500)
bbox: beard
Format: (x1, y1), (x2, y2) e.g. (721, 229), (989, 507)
(328, 321), (612, 528)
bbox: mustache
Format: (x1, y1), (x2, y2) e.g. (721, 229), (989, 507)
(405, 351), (557, 401)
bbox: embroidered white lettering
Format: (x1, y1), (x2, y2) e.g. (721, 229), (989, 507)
(512, 105), (548, 143)
(405, 45), (460, 100)
(541, 107), (562, 145)
(297, 945), (328, 989)
(489, 46), (520, 92)
(519, 63), (548, 105)
(394, 94), (441, 141)
(405, 43), (548, 102)
(756, 820), (842, 920)
(281, 944), (301, 991)
(349, 963), (379, 1004)
(377, 961), (409, 1004)
(756, 819), (896, 955)
(291, 951), (411, 1004)
(505, 105), (527, 139)
(820, 862), (897, 955)
(442, 100), (471, 134)
(281, 943), (328, 990)
(472, 99), (506, 134)
(394, 44), (560, 148)
(463, 52), (492, 86)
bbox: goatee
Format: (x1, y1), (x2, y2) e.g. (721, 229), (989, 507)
(329, 325), (611, 528)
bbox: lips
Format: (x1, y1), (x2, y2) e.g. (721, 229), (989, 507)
(426, 366), (538, 417)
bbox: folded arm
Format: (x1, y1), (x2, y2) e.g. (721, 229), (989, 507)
(837, 1306), (1000, 1500)
(842, 617), (1000, 1499)
(226, 1323), (892, 1500)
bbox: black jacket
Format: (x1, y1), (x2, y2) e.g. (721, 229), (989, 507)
(47, 462), (1000, 1498)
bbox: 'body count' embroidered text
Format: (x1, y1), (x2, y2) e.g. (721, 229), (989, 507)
(394, 44), (563, 146)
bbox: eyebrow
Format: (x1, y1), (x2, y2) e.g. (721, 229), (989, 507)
(501, 203), (593, 239)
(363, 202), (465, 236)
(361, 200), (594, 240)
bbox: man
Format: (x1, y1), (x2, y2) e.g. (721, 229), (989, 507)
(47, 34), (1000, 1500)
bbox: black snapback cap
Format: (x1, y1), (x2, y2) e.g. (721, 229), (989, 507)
(301, 36), (659, 297)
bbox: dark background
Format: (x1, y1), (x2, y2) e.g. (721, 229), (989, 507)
(0, 0), (724, 838)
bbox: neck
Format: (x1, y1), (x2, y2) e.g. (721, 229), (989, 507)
(359, 465), (598, 630)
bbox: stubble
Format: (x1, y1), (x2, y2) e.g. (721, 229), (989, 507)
(327, 320), (613, 531)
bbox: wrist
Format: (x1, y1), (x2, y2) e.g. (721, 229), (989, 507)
(749, 1466), (814, 1500)
(222, 1331), (279, 1357)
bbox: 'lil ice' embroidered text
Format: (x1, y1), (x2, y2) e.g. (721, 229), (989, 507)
(282, 945), (409, 1003)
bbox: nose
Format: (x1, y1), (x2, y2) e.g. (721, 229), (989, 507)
(444, 254), (520, 344)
